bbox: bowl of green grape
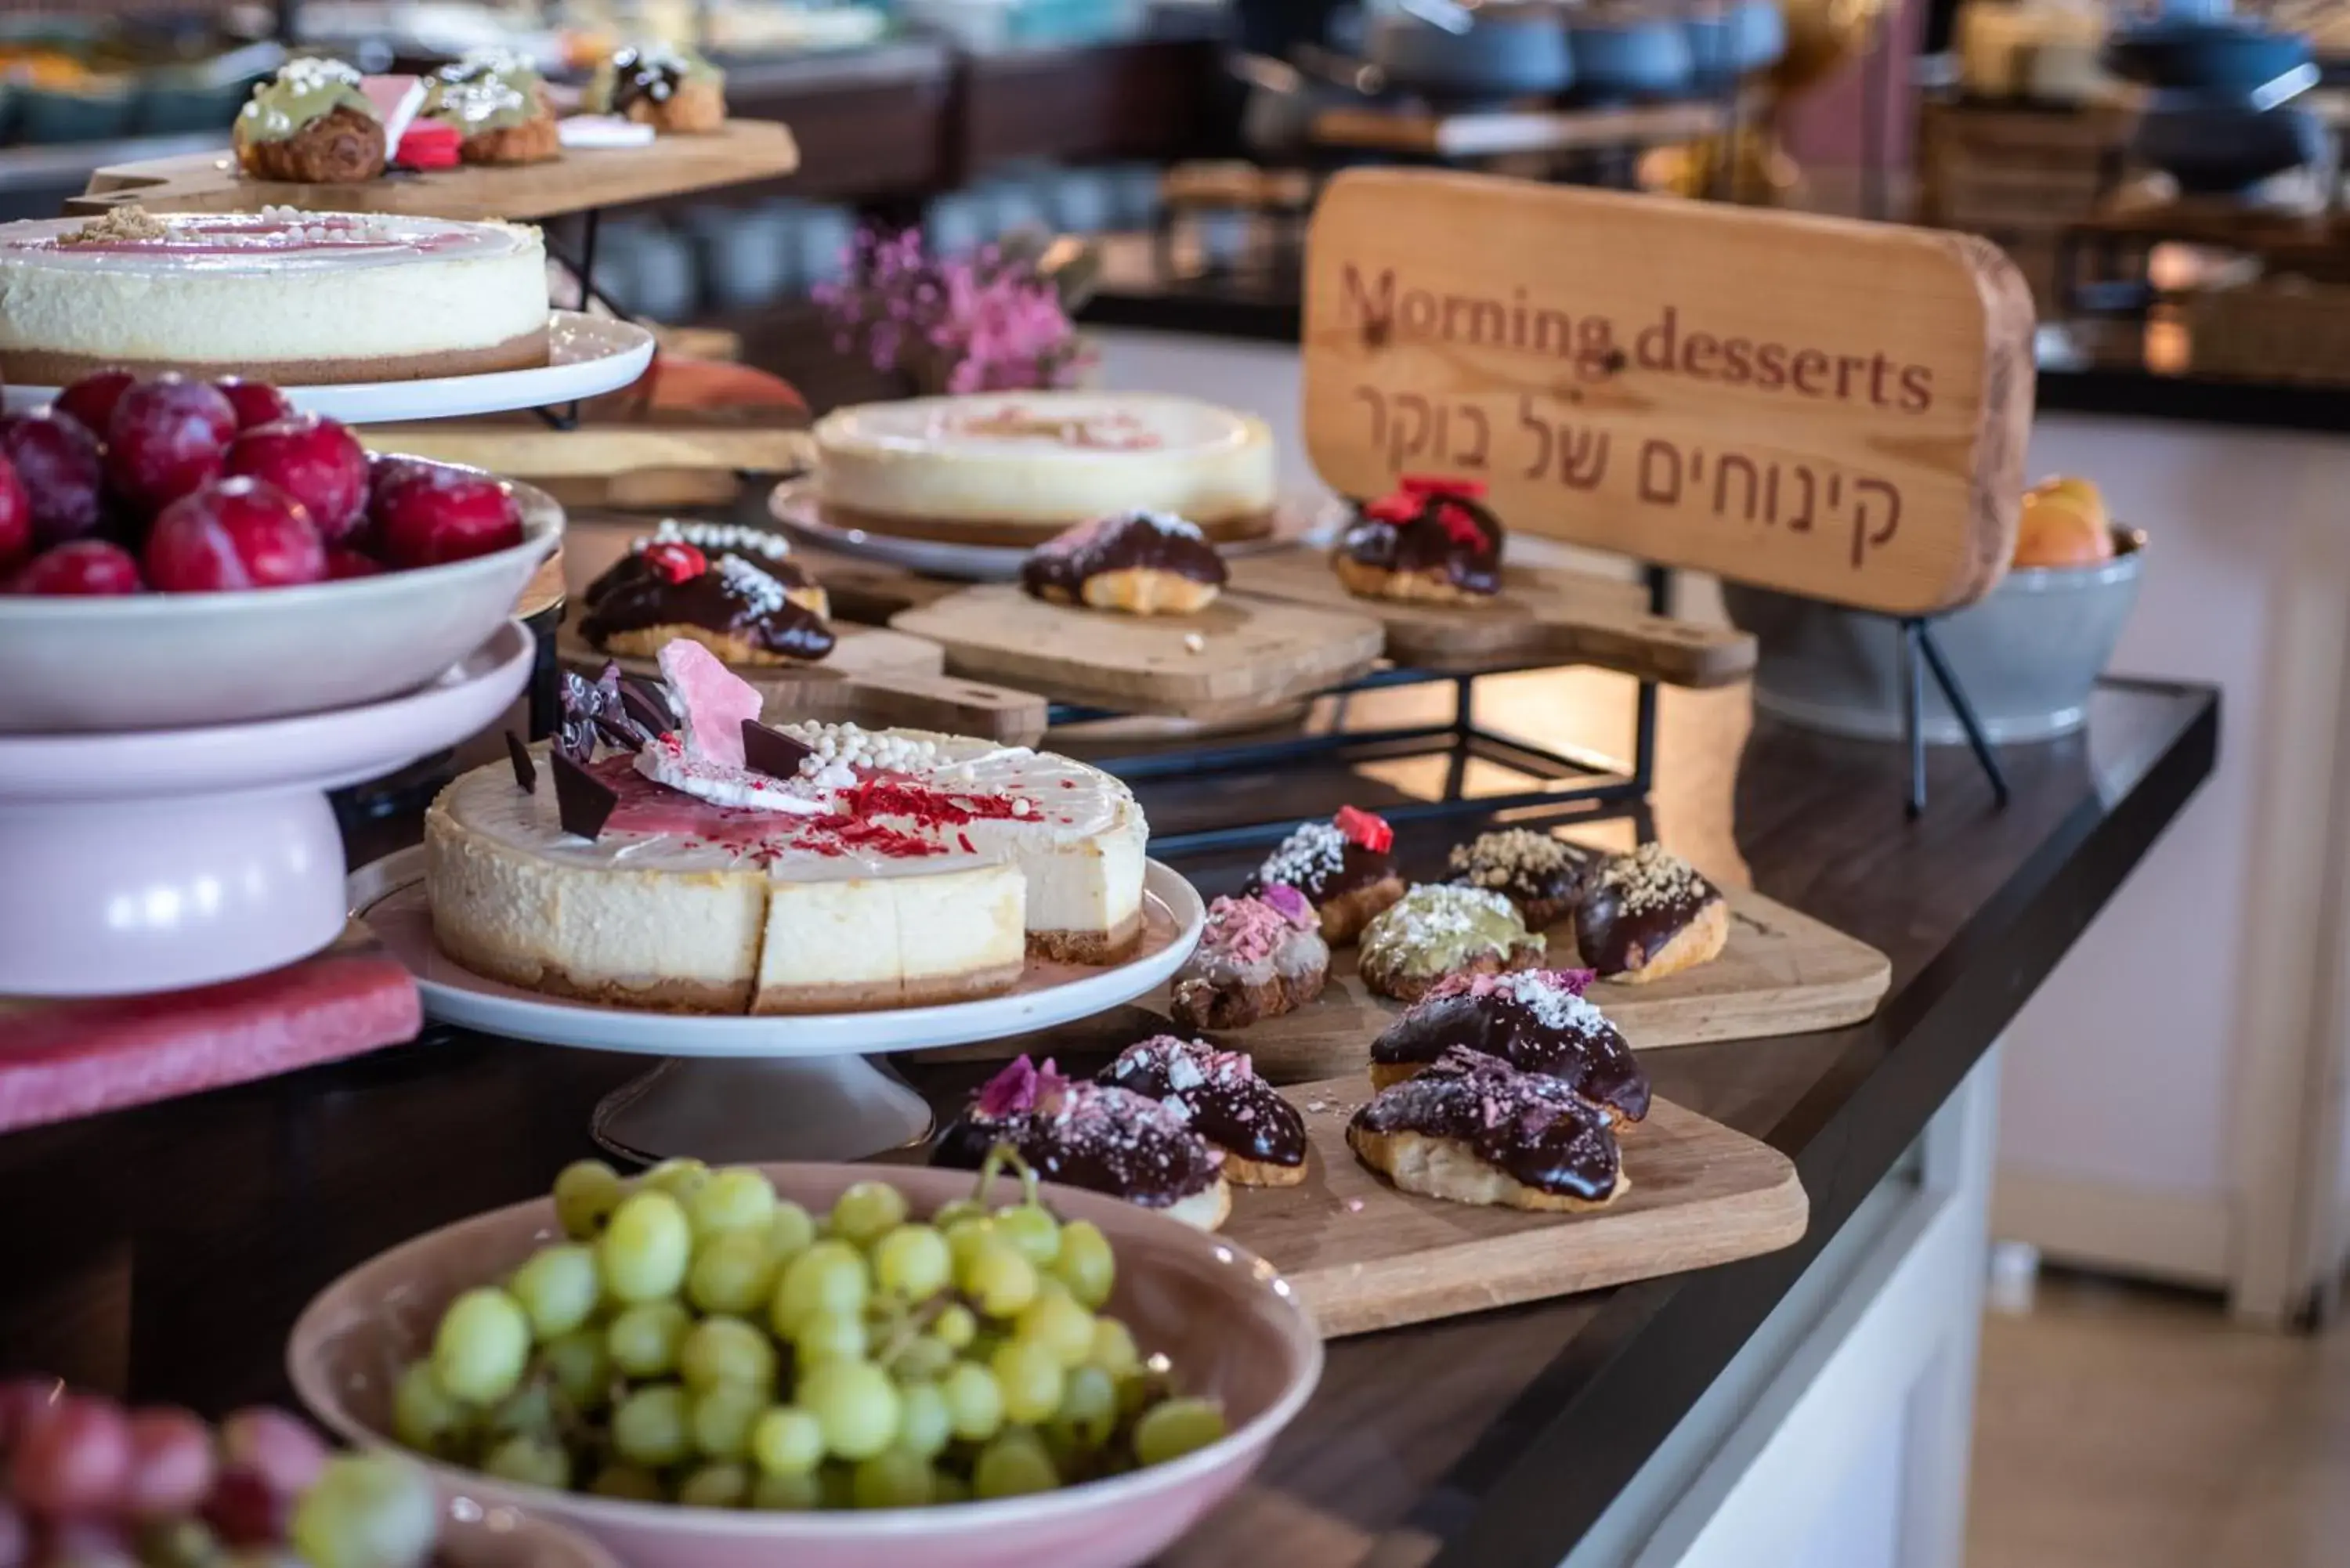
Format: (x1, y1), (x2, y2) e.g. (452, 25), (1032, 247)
(287, 1152), (1322, 1568)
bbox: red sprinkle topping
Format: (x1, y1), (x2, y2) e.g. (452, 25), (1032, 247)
(1364, 492), (1419, 524)
(1401, 475), (1488, 500)
(845, 777), (1021, 826)
(1336, 804), (1394, 854)
(1434, 501), (1490, 551)
(642, 540), (707, 583)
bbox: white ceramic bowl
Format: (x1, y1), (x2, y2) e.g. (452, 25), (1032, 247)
(291, 1164), (1324, 1568)
(0, 620), (535, 996)
(0, 462), (561, 733)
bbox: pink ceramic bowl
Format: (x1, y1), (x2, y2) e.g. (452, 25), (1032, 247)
(436, 1494), (620, 1568)
(289, 1164), (1322, 1568)
(0, 461), (560, 733)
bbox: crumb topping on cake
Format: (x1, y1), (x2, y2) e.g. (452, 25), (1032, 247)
(1601, 843), (1714, 916)
(59, 207), (168, 246)
(1449, 828), (1579, 889)
(633, 518), (791, 562)
(1258, 820), (1347, 888)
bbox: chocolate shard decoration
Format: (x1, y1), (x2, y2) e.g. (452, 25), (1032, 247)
(503, 729), (537, 793)
(620, 674), (677, 739)
(742, 719), (815, 780)
(550, 750), (619, 840)
(557, 662), (665, 763)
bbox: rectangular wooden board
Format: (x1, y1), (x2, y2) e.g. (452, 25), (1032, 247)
(1217, 885), (1892, 1082)
(889, 585), (1386, 719)
(70, 121), (799, 221)
(1300, 168), (2036, 615)
(1238, 1078), (1806, 1336)
(1226, 542), (1755, 685)
(918, 883), (1889, 1081)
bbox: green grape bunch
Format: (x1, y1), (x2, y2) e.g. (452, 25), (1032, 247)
(391, 1148), (1229, 1509)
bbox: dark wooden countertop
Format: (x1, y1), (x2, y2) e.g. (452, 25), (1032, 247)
(0, 671), (2215, 1566)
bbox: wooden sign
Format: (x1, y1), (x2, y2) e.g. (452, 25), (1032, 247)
(1301, 170), (2037, 615)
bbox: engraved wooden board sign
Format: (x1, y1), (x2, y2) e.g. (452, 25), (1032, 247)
(1300, 169), (2037, 615)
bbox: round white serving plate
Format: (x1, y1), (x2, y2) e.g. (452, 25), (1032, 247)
(352, 849), (1203, 1057)
(1, 312), (653, 425)
(0, 467), (560, 733)
(768, 479), (1336, 583)
(0, 620), (533, 997)
(352, 850), (1205, 1161)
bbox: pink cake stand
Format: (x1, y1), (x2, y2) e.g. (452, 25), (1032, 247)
(0, 620), (533, 998)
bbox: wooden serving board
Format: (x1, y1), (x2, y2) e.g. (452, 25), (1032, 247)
(1234, 1077), (1806, 1336)
(69, 121), (800, 221)
(888, 586), (1386, 719)
(1227, 544), (1756, 686)
(918, 884), (1890, 1078)
(557, 626), (1049, 746)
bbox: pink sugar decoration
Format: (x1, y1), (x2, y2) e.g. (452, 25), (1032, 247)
(976, 1056), (1039, 1119)
(1203, 895), (1294, 966)
(656, 639), (760, 771)
(1260, 883), (1315, 929)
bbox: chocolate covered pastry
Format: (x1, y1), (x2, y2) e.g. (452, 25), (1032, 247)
(1169, 885), (1329, 1031)
(1332, 475), (1503, 604)
(1367, 969), (1650, 1128)
(1097, 1035), (1307, 1187)
(1347, 1046), (1626, 1211)
(234, 60), (385, 184)
(934, 1057), (1231, 1230)
(581, 520), (834, 665)
(1574, 843), (1728, 985)
(1358, 883), (1546, 1004)
(1446, 828), (1596, 928)
(1242, 805), (1403, 946)
(1020, 510), (1228, 616)
(588, 45), (726, 133)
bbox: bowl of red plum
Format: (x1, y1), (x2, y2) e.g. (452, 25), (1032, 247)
(0, 370), (562, 733)
(0, 1378), (618, 1568)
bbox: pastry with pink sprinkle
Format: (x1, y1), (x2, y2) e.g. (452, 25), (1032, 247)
(933, 1056), (1232, 1230)
(1168, 884), (1330, 1032)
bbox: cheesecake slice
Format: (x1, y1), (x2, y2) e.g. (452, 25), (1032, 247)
(424, 722), (1148, 1014)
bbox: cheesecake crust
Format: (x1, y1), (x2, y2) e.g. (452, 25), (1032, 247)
(0, 326), (550, 388)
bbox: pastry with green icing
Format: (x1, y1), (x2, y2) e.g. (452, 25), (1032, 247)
(1358, 883), (1547, 1003)
(234, 57), (385, 184)
(424, 72), (559, 165)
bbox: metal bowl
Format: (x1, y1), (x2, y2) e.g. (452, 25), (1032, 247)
(1721, 529), (2146, 744)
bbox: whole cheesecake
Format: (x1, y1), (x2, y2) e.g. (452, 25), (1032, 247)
(0, 206), (548, 385)
(813, 391), (1278, 544)
(425, 723), (1150, 1014)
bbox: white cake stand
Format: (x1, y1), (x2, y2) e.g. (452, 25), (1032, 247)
(350, 851), (1206, 1161)
(0, 620), (533, 997)
(2, 313), (653, 426)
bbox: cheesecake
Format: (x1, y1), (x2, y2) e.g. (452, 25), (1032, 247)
(0, 206), (548, 386)
(813, 391), (1278, 544)
(425, 710), (1150, 1015)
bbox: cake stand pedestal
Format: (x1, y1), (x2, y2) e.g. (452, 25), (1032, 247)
(591, 1057), (935, 1165)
